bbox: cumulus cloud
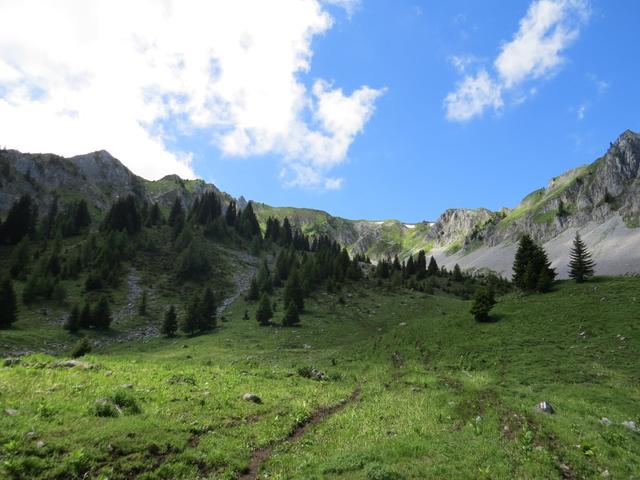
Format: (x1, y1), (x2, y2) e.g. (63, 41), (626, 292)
(444, 71), (503, 121)
(445, 0), (589, 122)
(0, 0), (382, 187)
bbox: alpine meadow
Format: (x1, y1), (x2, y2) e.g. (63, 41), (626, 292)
(1, 1), (640, 479)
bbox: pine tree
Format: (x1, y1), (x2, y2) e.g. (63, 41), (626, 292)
(92, 297), (112, 329)
(427, 256), (439, 277)
(568, 232), (595, 283)
(1, 194), (38, 245)
(181, 296), (201, 335)
(199, 286), (217, 331)
(0, 276), (18, 328)
(238, 202), (261, 239)
(284, 268), (304, 311)
(512, 235), (556, 292)
(80, 302), (93, 328)
(138, 290), (147, 316)
(416, 251), (427, 279)
(256, 293), (273, 326)
(64, 304), (81, 333)
(225, 200), (237, 227)
(161, 305), (178, 337)
(168, 198), (185, 238)
(282, 301), (300, 327)
(9, 237), (30, 279)
(470, 287), (496, 322)
(256, 260), (273, 294)
(453, 264), (464, 282)
(247, 276), (260, 301)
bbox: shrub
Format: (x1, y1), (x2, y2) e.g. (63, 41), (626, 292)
(71, 337), (91, 358)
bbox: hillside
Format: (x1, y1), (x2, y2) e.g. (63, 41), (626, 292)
(1, 278), (638, 478)
(1, 129), (639, 277)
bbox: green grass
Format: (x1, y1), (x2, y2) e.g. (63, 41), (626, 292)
(1, 278), (639, 478)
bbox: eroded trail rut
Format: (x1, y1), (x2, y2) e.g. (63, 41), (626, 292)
(238, 387), (362, 480)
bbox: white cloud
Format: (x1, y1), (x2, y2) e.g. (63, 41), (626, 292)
(0, 0), (382, 187)
(445, 71), (503, 121)
(445, 0), (589, 122)
(577, 104), (586, 119)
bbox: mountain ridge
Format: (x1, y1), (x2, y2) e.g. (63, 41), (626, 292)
(1, 129), (639, 277)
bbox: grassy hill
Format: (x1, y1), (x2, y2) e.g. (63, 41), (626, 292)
(1, 277), (638, 479)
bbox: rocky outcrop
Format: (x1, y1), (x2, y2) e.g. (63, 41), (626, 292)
(1, 130), (639, 277)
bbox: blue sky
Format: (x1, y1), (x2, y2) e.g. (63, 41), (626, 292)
(1, 0), (639, 222)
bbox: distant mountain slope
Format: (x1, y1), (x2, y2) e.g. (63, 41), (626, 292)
(1, 130), (639, 277)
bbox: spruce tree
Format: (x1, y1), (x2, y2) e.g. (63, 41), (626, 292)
(225, 200), (237, 227)
(416, 251), (427, 279)
(161, 305), (178, 337)
(513, 235), (556, 292)
(181, 295), (201, 335)
(453, 264), (464, 282)
(284, 268), (304, 311)
(256, 293), (273, 326)
(64, 305), (81, 333)
(247, 276), (260, 301)
(427, 256), (439, 277)
(282, 301), (300, 327)
(568, 232), (595, 283)
(80, 302), (93, 328)
(470, 287), (496, 322)
(0, 276), (18, 328)
(1, 194), (38, 245)
(256, 260), (273, 294)
(168, 198), (185, 238)
(9, 237), (30, 279)
(199, 286), (217, 331)
(92, 297), (112, 329)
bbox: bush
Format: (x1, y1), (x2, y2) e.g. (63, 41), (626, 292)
(112, 390), (142, 414)
(71, 337), (91, 358)
(470, 287), (496, 322)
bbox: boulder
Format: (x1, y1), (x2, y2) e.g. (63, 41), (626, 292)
(242, 393), (262, 404)
(536, 401), (555, 414)
(600, 417), (612, 426)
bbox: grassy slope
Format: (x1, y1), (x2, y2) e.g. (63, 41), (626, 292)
(1, 278), (639, 479)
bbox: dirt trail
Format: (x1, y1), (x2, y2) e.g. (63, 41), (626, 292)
(238, 387), (361, 480)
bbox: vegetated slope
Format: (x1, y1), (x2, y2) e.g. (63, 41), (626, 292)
(256, 130), (640, 277)
(1, 278), (638, 478)
(2, 129), (640, 276)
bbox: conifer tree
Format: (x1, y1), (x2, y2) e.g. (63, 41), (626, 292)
(199, 286), (217, 331)
(247, 276), (260, 302)
(181, 295), (201, 335)
(74, 199), (91, 231)
(1, 194), (38, 245)
(512, 234), (556, 292)
(427, 256), (439, 277)
(80, 302), (93, 328)
(147, 202), (163, 226)
(282, 301), (300, 327)
(470, 287), (496, 322)
(0, 276), (18, 328)
(9, 237), (30, 279)
(256, 260), (273, 294)
(238, 202), (261, 239)
(416, 251), (427, 279)
(64, 304), (81, 333)
(225, 200), (237, 227)
(92, 297), (112, 329)
(256, 293), (273, 326)
(102, 195), (141, 234)
(161, 305), (178, 337)
(281, 218), (293, 246)
(284, 268), (304, 311)
(568, 232), (595, 283)
(168, 198), (185, 237)
(453, 264), (464, 282)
